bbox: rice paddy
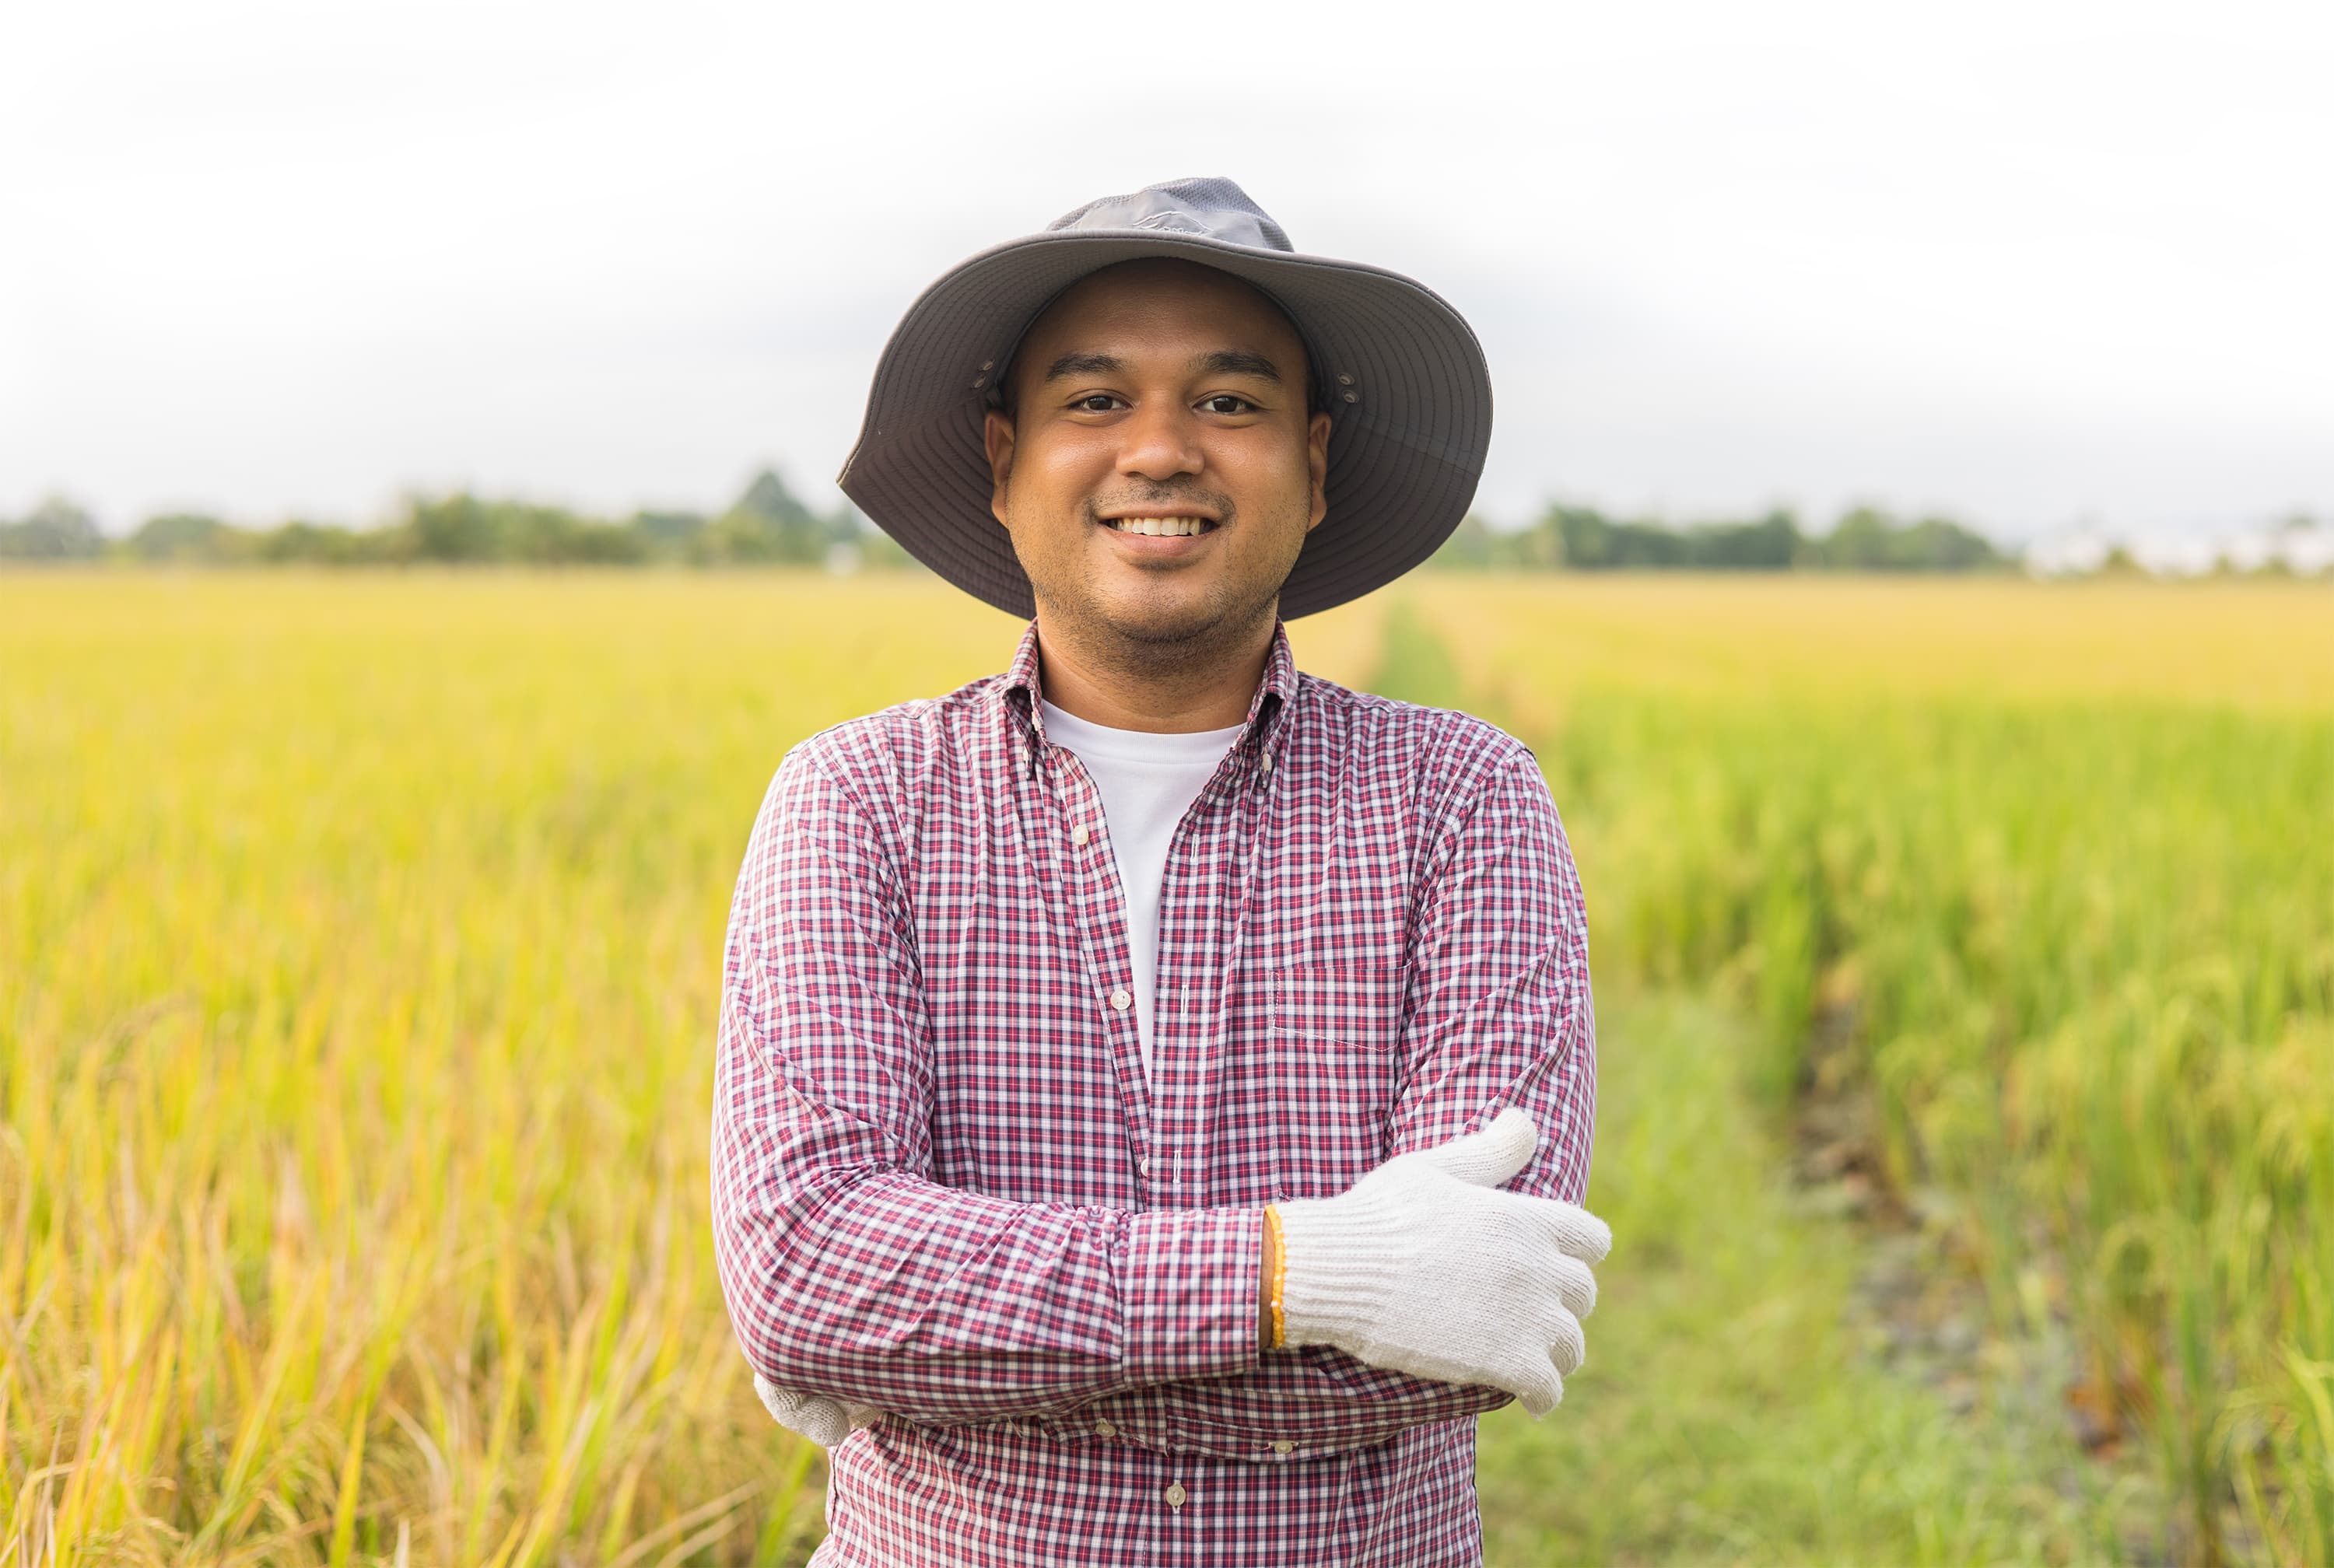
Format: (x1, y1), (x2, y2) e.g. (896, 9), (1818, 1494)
(3, 570), (2326, 1564)
(1403, 576), (2334, 1566)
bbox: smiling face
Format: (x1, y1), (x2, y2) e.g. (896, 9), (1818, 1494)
(984, 258), (1332, 659)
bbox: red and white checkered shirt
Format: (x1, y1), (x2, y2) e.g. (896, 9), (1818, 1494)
(711, 620), (1596, 1567)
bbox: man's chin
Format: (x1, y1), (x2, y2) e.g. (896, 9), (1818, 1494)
(1030, 562), (1284, 653)
(1094, 598), (1227, 649)
(1095, 570), (1282, 642)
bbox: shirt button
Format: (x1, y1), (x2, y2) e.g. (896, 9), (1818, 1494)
(1094, 1419), (1117, 1438)
(1071, 824), (1089, 845)
(1109, 988), (1132, 1011)
(1262, 752), (1274, 773)
(1137, 1157), (1151, 1176)
(1271, 1440), (1295, 1455)
(1165, 1483), (1187, 1510)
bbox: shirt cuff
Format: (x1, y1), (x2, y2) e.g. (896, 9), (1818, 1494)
(1122, 1207), (1264, 1385)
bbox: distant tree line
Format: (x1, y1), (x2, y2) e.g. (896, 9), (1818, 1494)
(4, 478), (2324, 576)
(1430, 503), (2013, 572)
(0, 470), (924, 569)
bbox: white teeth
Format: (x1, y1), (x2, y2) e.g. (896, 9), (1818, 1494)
(1109, 516), (1208, 537)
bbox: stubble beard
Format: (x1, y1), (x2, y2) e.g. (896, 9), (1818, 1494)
(1025, 496), (1302, 690)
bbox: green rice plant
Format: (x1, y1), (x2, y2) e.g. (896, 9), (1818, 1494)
(1410, 575), (2334, 1565)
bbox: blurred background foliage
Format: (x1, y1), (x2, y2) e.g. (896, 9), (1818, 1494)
(8, 480), (2321, 578)
(0, 471), (916, 571)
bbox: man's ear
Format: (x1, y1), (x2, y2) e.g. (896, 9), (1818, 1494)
(984, 409), (1016, 529)
(1305, 411), (1332, 532)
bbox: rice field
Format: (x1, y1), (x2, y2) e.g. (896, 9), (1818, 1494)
(1400, 576), (2334, 1565)
(3, 570), (2327, 1564)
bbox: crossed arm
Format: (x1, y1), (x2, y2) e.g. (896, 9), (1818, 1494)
(709, 745), (1598, 1444)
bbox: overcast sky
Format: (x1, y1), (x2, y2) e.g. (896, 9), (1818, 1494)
(4, 0), (2329, 544)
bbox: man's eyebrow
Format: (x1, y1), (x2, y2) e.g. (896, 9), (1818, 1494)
(1193, 349), (1282, 382)
(1042, 352), (1123, 382)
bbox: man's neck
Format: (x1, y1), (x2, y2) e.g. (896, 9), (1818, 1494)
(1032, 612), (1275, 733)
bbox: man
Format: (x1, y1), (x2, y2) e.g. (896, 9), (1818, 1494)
(710, 177), (1608, 1566)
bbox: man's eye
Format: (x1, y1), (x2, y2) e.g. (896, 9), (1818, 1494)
(1074, 394), (1122, 413)
(1201, 394), (1255, 415)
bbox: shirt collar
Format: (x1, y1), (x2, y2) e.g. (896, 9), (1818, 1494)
(1001, 618), (1300, 754)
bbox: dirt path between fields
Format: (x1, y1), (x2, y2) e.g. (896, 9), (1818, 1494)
(1784, 1001), (2197, 1563)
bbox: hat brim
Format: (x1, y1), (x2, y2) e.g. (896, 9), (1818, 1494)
(836, 229), (1491, 621)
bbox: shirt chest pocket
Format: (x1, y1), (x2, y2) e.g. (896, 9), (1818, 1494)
(1270, 962), (1404, 1199)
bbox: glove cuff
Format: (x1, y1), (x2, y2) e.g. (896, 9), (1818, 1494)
(1272, 1192), (1414, 1350)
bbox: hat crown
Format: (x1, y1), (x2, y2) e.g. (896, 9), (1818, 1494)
(1046, 177), (1293, 254)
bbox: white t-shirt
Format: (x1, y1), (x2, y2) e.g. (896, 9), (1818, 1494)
(1039, 700), (1246, 1084)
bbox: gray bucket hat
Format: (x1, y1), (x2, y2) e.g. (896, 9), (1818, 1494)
(836, 177), (1492, 621)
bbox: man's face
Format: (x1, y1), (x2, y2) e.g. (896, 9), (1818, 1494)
(984, 259), (1332, 649)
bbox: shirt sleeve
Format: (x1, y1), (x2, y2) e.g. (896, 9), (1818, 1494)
(709, 744), (1263, 1426)
(1385, 749), (1597, 1199)
(1113, 747), (1598, 1452)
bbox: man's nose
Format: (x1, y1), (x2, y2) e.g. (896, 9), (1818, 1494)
(1116, 396), (1203, 482)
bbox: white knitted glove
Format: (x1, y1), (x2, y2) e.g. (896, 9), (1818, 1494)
(1274, 1108), (1610, 1415)
(752, 1371), (882, 1447)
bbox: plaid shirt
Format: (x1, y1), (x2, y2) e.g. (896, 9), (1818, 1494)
(710, 621), (1596, 1567)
